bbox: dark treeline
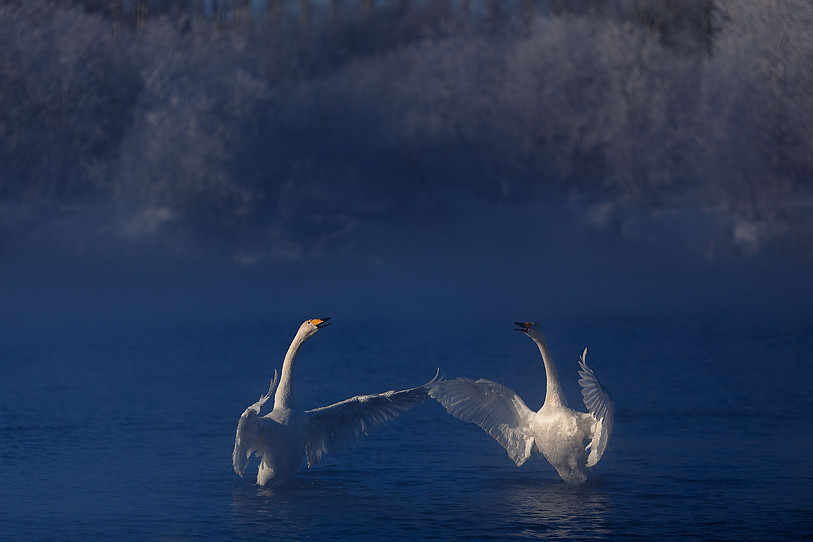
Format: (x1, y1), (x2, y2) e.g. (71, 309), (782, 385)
(58, 0), (717, 55)
(0, 0), (810, 264)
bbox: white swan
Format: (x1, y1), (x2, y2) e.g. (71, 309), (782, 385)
(233, 317), (440, 487)
(430, 321), (613, 483)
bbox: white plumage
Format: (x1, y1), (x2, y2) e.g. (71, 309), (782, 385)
(431, 321), (614, 483)
(233, 318), (440, 487)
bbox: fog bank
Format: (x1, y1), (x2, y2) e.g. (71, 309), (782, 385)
(1, 1), (811, 279)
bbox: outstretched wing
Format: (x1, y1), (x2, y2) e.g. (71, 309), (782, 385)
(430, 378), (535, 466)
(304, 371), (441, 467)
(232, 370), (279, 477)
(577, 348), (614, 467)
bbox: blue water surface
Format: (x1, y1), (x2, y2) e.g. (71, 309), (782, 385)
(1, 275), (811, 541)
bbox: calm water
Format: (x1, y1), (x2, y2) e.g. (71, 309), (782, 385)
(1, 287), (811, 540)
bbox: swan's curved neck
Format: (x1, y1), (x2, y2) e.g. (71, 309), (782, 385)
(534, 336), (568, 408)
(274, 332), (307, 408)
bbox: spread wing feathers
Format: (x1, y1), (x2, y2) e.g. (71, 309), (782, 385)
(430, 378), (535, 466)
(577, 348), (615, 467)
(304, 370), (441, 467)
(232, 370), (279, 477)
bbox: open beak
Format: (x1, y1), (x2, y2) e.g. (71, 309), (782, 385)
(314, 317), (332, 328)
(514, 321), (531, 333)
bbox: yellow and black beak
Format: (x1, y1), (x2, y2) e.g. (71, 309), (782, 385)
(514, 321), (533, 333)
(311, 317), (332, 328)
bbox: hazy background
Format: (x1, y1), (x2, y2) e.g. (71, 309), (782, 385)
(1, 0), (811, 319)
(1, 4), (812, 539)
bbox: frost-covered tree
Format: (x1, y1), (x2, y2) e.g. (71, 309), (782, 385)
(0, 0), (809, 261)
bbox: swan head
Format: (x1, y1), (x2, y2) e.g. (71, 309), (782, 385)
(299, 317), (332, 339)
(514, 321), (545, 341)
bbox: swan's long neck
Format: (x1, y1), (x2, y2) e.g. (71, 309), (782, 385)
(274, 331), (307, 409)
(534, 335), (568, 408)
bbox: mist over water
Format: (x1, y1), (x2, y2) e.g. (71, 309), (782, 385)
(1, 3), (812, 539)
(1, 0), (811, 274)
(1, 1), (811, 394)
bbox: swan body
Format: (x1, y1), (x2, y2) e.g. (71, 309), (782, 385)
(233, 318), (439, 487)
(430, 322), (613, 483)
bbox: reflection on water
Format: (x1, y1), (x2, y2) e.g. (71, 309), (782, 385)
(482, 476), (613, 539)
(231, 478), (331, 533)
(230, 474), (380, 539)
(230, 468), (614, 540)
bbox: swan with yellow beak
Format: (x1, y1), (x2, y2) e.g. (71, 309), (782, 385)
(233, 318), (439, 487)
